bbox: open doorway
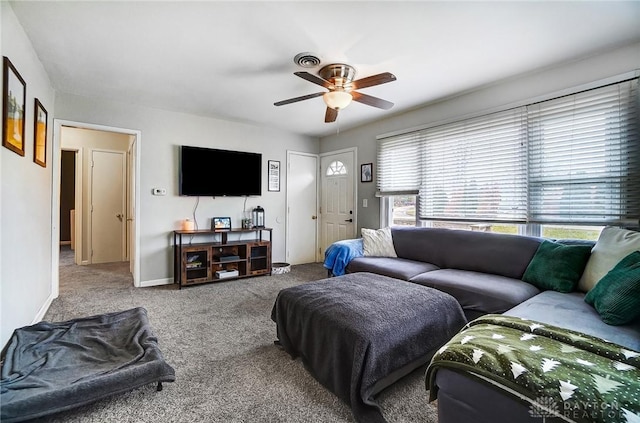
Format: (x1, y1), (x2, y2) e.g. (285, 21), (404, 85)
(51, 120), (141, 297)
(59, 128), (132, 266)
(59, 150), (77, 267)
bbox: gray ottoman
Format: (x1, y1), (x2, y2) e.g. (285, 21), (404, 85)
(271, 272), (467, 423)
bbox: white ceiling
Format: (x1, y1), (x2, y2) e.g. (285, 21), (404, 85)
(9, 1), (640, 138)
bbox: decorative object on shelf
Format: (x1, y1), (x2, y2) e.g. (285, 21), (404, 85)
(33, 98), (47, 167)
(272, 262), (291, 275)
(182, 219), (194, 231)
(252, 206), (265, 228)
(212, 216), (231, 230)
(361, 163), (373, 182)
(268, 160), (280, 192)
(242, 217), (252, 229)
(2, 56), (27, 157)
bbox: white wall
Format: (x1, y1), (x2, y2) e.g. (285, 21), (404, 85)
(54, 93), (319, 285)
(320, 42), (640, 231)
(1, 2), (56, 348)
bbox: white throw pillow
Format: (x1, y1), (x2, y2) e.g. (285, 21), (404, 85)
(362, 227), (397, 257)
(577, 226), (640, 292)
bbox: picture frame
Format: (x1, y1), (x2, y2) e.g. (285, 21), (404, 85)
(361, 163), (373, 183)
(212, 216), (232, 231)
(2, 56), (27, 157)
(33, 98), (48, 167)
(268, 160), (280, 192)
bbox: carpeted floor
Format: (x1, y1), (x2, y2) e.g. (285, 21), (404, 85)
(36, 246), (438, 422)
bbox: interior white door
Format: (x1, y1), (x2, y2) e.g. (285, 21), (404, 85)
(91, 149), (126, 263)
(320, 150), (356, 256)
(287, 152), (318, 264)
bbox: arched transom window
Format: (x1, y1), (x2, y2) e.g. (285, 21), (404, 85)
(326, 160), (347, 176)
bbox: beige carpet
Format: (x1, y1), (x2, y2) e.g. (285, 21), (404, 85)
(34, 246), (438, 423)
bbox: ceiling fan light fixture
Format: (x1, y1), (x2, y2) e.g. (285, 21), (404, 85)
(323, 91), (352, 110)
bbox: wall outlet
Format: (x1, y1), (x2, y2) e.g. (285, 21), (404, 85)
(152, 188), (167, 196)
(363, 198), (368, 207)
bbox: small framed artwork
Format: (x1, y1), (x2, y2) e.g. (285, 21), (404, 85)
(2, 56), (27, 157)
(268, 160), (280, 192)
(33, 98), (48, 167)
(212, 216), (232, 231)
(361, 163), (373, 183)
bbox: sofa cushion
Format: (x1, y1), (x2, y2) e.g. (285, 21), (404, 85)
(578, 226), (640, 292)
(505, 290), (640, 351)
(346, 257), (439, 281)
(584, 251), (640, 326)
(409, 269), (540, 314)
(390, 227), (541, 279)
(522, 240), (592, 293)
(361, 227), (397, 257)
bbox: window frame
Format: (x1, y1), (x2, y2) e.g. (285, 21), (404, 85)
(377, 72), (640, 234)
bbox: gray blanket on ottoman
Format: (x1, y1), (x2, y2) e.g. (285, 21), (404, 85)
(0, 307), (175, 422)
(271, 272), (467, 423)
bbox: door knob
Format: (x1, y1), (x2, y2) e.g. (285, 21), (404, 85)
(311, 215), (317, 220)
(116, 213), (123, 221)
(345, 218), (353, 222)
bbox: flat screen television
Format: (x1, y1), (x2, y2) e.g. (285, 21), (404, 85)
(179, 146), (262, 196)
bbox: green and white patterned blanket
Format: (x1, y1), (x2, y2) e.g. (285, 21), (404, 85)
(426, 315), (640, 423)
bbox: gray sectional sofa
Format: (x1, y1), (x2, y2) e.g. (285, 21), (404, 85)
(332, 226), (640, 423)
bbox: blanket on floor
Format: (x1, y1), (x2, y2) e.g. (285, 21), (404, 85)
(426, 315), (640, 423)
(0, 307), (175, 422)
(272, 272), (467, 423)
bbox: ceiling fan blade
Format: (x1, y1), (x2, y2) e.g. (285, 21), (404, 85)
(274, 92), (325, 106)
(295, 71), (335, 90)
(325, 107), (338, 123)
(351, 91), (394, 110)
(351, 72), (396, 90)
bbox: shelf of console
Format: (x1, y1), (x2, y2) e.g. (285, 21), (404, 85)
(173, 228), (272, 288)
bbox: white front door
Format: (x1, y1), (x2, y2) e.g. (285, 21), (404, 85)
(320, 149), (356, 256)
(90, 149), (127, 263)
(286, 152), (319, 264)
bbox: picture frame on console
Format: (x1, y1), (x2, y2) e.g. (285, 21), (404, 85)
(2, 56), (27, 157)
(212, 217), (231, 230)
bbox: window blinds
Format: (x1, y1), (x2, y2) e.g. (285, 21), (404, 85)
(528, 79), (640, 224)
(419, 108), (528, 222)
(377, 77), (640, 225)
(376, 132), (422, 196)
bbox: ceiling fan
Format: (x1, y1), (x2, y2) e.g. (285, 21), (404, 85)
(274, 64), (397, 123)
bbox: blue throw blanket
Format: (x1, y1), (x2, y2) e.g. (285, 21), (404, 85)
(323, 238), (363, 276)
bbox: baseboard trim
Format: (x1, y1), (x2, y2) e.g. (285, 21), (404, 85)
(140, 277), (173, 287)
(32, 293), (55, 324)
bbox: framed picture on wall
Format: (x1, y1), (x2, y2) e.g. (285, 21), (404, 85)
(361, 163), (373, 182)
(33, 98), (48, 167)
(2, 56), (27, 157)
(268, 160), (280, 192)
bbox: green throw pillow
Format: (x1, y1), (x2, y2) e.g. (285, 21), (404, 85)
(522, 240), (592, 293)
(584, 251), (640, 325)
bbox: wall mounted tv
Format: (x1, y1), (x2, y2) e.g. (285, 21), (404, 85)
(179, 145), (262, 196)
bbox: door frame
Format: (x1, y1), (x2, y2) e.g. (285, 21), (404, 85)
(285, 150), (320, 263)
(319, 147), (358, 247)
(51, 120), (142, 295)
